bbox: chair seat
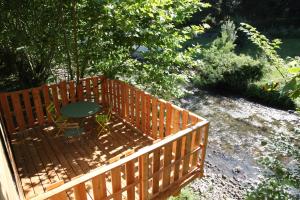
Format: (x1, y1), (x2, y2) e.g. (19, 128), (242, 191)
(64, 128), (84, 137)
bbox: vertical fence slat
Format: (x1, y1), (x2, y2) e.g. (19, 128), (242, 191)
(93, 77), (100, 103)
(32, 88), (45, 125)
(42, 86), (52, 123)
(77, 81), (84, 101)
(162, 143), (173, 188)
(135, 90), (141, 129)
(124, 84), (129, 121)
(174, 138), (182, 181)
(159, 101), (165, 139)
(130, 87), (135, 124)
(145, 94), (151, 135)
(11, 93), (25, 131)
(139, 153), (149, 200)
(152, 148), (161, 195)
(151, 97), (158, 139)
(23, 90), (35, 127)
(191, 128), (202, 168)
(0, 94), (14, 132)
(74, 183), (87, 200)
(108, 80), (113, 108)
(59, 81), (68, 105)
(111, 166), (122, 200)
(126, 160), (135, 200)
(199, 124), (209, 176)
(181, 110), (189, 156)
(69, 81), (76, 103)
(92, 174), (107, 200)
(50, 85), (60, 115)
(122, 83), (126, 118)
(172, 109), (180, 134)
(182, 133), (193, 176)
(141, 92), (146, 132)
(85, 78), (92, 101)
(165, 103), (173, 136)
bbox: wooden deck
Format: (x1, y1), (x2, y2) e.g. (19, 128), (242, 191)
(10, 113), (154, 199)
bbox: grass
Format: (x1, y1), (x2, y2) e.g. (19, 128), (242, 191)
(168, 188), (199, 200)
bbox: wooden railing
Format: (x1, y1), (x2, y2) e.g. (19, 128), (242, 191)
(0, 76), (104, 134)
(0, 76), (209, 200)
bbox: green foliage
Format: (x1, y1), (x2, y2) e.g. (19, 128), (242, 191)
(246, 128), (300, 199)
(192, 20), (263, 92)
(168, 188), (199, 200)
(239, 23), (300, 101)
(0, 0), (210, 98)
(245, 84), (295, 110)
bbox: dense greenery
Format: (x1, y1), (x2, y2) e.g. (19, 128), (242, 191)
(191, 21), (263, 92)
(0, 0), (209, 98)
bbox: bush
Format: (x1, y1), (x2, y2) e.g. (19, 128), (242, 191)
(193, 48), (263, 92)
(245, 84), (296, 110)
(192, 20), (264, 92)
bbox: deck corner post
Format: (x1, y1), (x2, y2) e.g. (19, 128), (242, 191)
(199, 123), (209, 176)
(139, 153), (149, 200)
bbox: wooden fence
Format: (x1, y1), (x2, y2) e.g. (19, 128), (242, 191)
(0, 76), (209, 200)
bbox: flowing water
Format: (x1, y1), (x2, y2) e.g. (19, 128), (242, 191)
(174, 89), (300, 199)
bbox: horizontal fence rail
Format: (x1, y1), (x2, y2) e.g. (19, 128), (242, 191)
(0, 76), (209, 200)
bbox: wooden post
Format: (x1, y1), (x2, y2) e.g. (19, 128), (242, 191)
(139, 153), (149, 200)
(92, 174), (107, 200)
(199, 123), (209, 177)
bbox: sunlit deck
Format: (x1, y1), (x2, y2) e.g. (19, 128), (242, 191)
(10, 113), (154, 199)
(0, 76), (209, 200)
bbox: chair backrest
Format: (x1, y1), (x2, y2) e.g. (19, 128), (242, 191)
(46, 103), (58, 122)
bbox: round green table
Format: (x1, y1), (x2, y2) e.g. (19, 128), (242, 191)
(60, 101), (101, 118)
(60, 101), (101, 137)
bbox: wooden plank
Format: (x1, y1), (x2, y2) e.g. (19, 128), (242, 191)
(191, 128), (202, 168)
(77, 81), (84, 101)
(173, 109), (180, 133)
(139, 153), (149, 200)
(141, 92), (146, 132)
(32, 88), (45, 125)
(199, 124), (209, 175)
(135, 90), (141, 129)
(50, 85), (60, 115)
(11, 133), (35, 198)
(130, 87), (135, 124)
(0, 94), (14, 132)
(151, 97), (158, 139)
(42, 86), (52, 123)
(11, 92), (26, 131)
(46, 180), (68, 200)
(165, 103), (173, 136)
(158, 101), (165, 139)
(152, 148), (161, 195)
(117, 81), (121, 114)
(121, 83), (126, 118)
(111, 166), (122, 200)
(92, 77), (100, 103)
(92, 174), (107, 200)
(145, 94), (151, 135)
(181, 110), (189, 156)
(108, 80), (113, 108)
(59, 81), (68, 105)
(74, 183), (87, 200)
(85, 78), (92, 101)
(69, 81), (76, 103)
(162, 143), (173, 188)
(174, 138), (183, 181)
(182, 133), (193, 175)
(23, 89), (35, 127)
(125, 160), (135, 200)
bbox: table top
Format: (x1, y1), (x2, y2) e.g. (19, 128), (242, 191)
(60, 101), (101, 118)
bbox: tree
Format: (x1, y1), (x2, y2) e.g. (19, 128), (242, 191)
(0, 0), (209, 98)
